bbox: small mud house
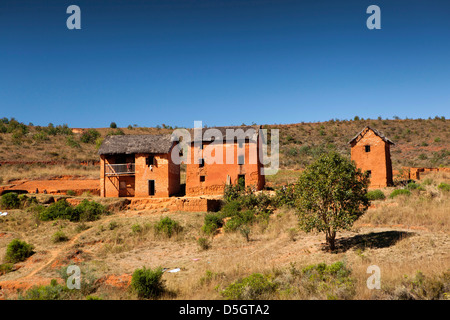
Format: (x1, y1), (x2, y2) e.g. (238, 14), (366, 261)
(349, 126), (394, 188)
(185, 125), (265, 196)
(98, 134), (180, 197)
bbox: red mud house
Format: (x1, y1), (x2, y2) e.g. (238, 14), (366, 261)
(349, 127), (395, 188)
(98, 135), (180, 197)
(184, 125), (265, 196)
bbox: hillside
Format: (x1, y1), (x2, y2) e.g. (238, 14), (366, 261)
(0, 117), (448, 183)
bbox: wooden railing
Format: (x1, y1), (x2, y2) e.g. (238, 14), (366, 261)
(105, 163), (135, 176)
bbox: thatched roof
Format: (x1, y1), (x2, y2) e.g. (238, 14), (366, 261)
(98, 134), (174, 155)
(348, 126), (395, 146)
(187, 125), (261, 142)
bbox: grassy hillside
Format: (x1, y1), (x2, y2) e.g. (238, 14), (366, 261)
(0, 117), (448, 174)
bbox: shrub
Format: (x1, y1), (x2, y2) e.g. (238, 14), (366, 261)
(109, 220), (119, 230)
(73, 199), (107, 222)
(80, 129), (101, 144)
(202, 213), (224, 235)
(20, 280), (69, 300)
(390, 189), (411, 198)
(131, 267), (166, 299)
(197, 237), (211, 250)
(110, 122), (117, 129)
(272, 184), (296, 208)
(66, 190), (76, 196)
(239, 225), (251, 242)
(66, 136), (81, 149)
(131, 223), (143, 234)
(406, 182), (421, 190)
(366, 189), (386, 201)
(52, 230), (69, 243)
(39, 199), (74, 221)
(437, 183), (450, 192)
(221, 273), (277, 300)
(0, 263), (14, 275)
(0, 192), (20, 209)
(224, 210), (255, 233)
(391, 271), (450, 300)
(300, 261), (355, 300)
(154, 217), (182, 238)
(4, 239), (34, 263)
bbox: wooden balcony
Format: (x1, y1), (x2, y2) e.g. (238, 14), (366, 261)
(105, 163), (135, 176)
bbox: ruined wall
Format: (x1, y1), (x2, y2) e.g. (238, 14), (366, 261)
(185, 139), (264, 196)
(350, 129), (392, 188)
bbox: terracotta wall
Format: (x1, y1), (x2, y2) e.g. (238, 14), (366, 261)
(350, 129), (393, 188)
(100, 151), (180, 198)
(185, 139), (264, 196)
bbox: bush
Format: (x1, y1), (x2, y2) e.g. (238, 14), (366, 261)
(202, 213), (224, 235)
(0, 192), (20, 209)
(66, 190), (76, 196)
(39, 199), (74, 221)
(272, 184), (296, 208)
(39, 199), (106, 222)
(154, 217), (182, 238)
(300, 261), (355, 300)
(4, 239), (34, 263)
(52, 230), (69, 243)
(20, 280), (69, 300)
(221, 273), (277, 300)
(0, 263), (14, 275)
(131, 267), (166, 299)
(80, 129), (101, 144)
(110, 122), (117, 129)
(197, 237), (211, 250)
(366, 189), (386, 201)
(73, 199), (107, 222)
(437, 183), (450, 192)
(131, 223), (143, 234)
(406, 182), (421, 190)
(390, 189), (412, 198)
(224, 210), (255, 233)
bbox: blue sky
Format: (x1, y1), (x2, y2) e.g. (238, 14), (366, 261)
(0, 0), (449, 128)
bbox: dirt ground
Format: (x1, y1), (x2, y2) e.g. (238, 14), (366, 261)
(0, 178), (99, 196)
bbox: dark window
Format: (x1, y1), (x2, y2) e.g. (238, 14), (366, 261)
(365, 145), (371, 152)
(366, 170), (372, 178)
(199, 158), (204, 168)
(200, 175), (205, 182)
(179, 149), (183, 157)
(146, 156), (154, 166)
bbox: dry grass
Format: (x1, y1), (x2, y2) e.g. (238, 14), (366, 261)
(0, 164), (99, 185)
(0, 173), (449, 300)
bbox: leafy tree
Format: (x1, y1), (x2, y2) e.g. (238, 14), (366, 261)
(110, 122), (117, 128)
(294, 152), (370, 251)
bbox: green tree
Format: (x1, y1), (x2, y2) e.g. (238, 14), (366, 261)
(294, 152), (370, 251)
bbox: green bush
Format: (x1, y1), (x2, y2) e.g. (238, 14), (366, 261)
(73, 199), (107, 221)
(66, 190), (76, 196)
(224, 210), (255, 233)
(201, 213), (224, 235)
(0, 192), (20, 209)
(4, 239), (34, 263)
(0, 263), (14, 275)
(20, 280), (69, 300)
(39, 199), (74, 221)
(52, 230), (69, 243)
(392, 270), (450, 300)
(131, 223), (143, 234)
(437, 183), (450, 192)
(197, 237), (211, 250)
(406, 182), (421, 190)
(131, 267), (166, 299)
(221, 273), (277, 300)
(301, 261), (355, 299)
(366, 189), (386, 201)
(80, 129), (101, 144)
(390, 189), (412, 198)
(39, 199), (106, 222)
(154, 217), (182, 238)
(272, 184), (296, 208)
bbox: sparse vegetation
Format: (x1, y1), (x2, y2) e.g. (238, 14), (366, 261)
(366, 189), (386, 201)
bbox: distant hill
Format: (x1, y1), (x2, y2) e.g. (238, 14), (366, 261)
(0, 117), (448, 170)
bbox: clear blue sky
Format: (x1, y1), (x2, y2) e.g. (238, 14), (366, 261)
(0, 0), (449, 128)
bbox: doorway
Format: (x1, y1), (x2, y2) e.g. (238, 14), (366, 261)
(148, 180), (155, 196)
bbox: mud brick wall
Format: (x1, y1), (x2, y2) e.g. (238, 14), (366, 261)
(350, 129), (393, 188)
(185, 140), (264, 196)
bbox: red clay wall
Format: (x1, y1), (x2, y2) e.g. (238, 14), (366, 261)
(350, 129), (393, 188)
(185, 139), (264, 196)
